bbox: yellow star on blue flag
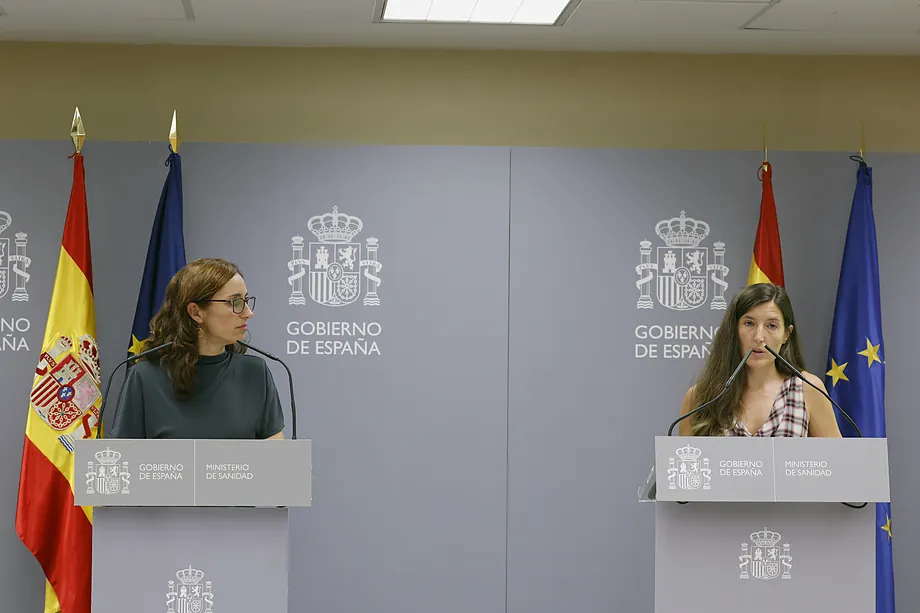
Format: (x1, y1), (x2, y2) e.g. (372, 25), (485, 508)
(825, 156), (894, 613)
(858, 337), (882, 368)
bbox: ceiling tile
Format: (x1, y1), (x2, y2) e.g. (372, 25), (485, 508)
(191, 0), (370, 22)
(1, 0), (187, 21)
(573, 0), (768, 35)
(748, 1), (920, 33)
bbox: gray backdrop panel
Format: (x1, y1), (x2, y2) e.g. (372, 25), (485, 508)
(506, 147), (891, 613)
(180, 143), (510, 613)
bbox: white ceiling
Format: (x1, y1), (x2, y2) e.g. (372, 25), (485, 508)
(0, 0), (919, 55)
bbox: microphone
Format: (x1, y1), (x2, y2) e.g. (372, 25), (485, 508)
(668, 348), (754, 436)
(762, 344), (862, 437)
(237, 340), (297, 440)
(764, 344), (867, 510)
(96, 341), (174, 439)
(646, 349), (752, 502)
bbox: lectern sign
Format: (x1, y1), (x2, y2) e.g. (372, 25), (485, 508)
(658, 437), (775, 501)
(76, 439), (193, 506)
(73, 438), (312, 507)
(654, 436), (890, 502)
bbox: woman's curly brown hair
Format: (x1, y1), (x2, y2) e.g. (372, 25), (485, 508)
(142, 258), (246, 399)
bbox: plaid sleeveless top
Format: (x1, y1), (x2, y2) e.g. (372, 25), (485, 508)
(725, 376), (809, 437)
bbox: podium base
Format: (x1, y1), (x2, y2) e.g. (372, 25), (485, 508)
(91, 506), (289, 613)
(655, 502), (874, 613)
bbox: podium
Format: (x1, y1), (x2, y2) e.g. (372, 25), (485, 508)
(74, 438), (312, 613)
(638, 436), (890, 613)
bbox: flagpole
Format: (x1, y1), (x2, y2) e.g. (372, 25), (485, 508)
(762, 121), (768, 172)
(859, 121), (866, 160)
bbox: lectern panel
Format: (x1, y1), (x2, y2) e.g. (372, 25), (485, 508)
(654, 502), (874, 613)
(91, 507), (289, 613)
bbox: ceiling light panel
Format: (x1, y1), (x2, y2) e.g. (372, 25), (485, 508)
(471, 0), (523, 22)
(428, 0), (476, 21)
(381, 0), (579, 25)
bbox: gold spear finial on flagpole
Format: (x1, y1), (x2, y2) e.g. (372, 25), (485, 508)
(169, 110), (180, 153)
(71, 107), (85, 153)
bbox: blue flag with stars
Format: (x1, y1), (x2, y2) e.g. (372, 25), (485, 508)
(825, 157), (894, 613)
(128, 148), (186, 356)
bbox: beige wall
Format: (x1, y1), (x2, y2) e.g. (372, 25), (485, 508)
(2, 41), (920, 152)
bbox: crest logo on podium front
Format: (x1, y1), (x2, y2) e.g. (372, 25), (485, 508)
(167, 566), (214, 613)
(85, 447), (130, 495)
(667, 444), (711, 491)
(740, 528), (792, 580)
(636, 210), (728, 311)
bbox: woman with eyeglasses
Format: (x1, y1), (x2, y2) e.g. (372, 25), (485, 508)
(110, 257), (285, 440)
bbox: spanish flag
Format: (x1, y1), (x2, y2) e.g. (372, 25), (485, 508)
(15, 150), (100, 613)
(747, 161), (785, 286)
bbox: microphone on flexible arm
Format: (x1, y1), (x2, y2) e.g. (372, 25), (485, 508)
(667, 348), (755, 436)
(237, 340), (297, 440)
(643, 349), (754, 502)
(763, 343), (867, 510)
(762, 344), (862, 437)
(95, 341), (174, 439)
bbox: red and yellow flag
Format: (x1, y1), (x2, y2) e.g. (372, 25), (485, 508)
(748, 161), (785, 286)
(15, 151), (101, 613)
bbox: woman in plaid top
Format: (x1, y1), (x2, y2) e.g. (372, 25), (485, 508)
(678, 283), (841, 438)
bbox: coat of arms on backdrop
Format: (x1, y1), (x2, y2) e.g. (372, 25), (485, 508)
(635, 210), (729, 311)
(0, 210), (31, 302)
(287, 206), (383, 308)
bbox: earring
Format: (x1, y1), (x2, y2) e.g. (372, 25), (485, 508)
(197, 325), (203, 338)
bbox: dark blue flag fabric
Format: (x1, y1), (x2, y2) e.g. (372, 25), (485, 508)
(825, 157), (894, 613)
(128, 149), (186, 356)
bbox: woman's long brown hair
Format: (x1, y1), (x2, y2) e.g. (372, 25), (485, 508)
(142, 258), (245, 399)
(689, 283), (806, 436)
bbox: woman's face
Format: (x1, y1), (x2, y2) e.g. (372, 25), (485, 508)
(737, 301), (790, 367)
(191, 274), (254, 347)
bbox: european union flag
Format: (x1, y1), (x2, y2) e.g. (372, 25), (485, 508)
(128, 148), (186, 356)
(825, 157), (894, 613)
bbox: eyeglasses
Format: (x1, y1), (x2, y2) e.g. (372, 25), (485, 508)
(203, 296), (256, 314)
